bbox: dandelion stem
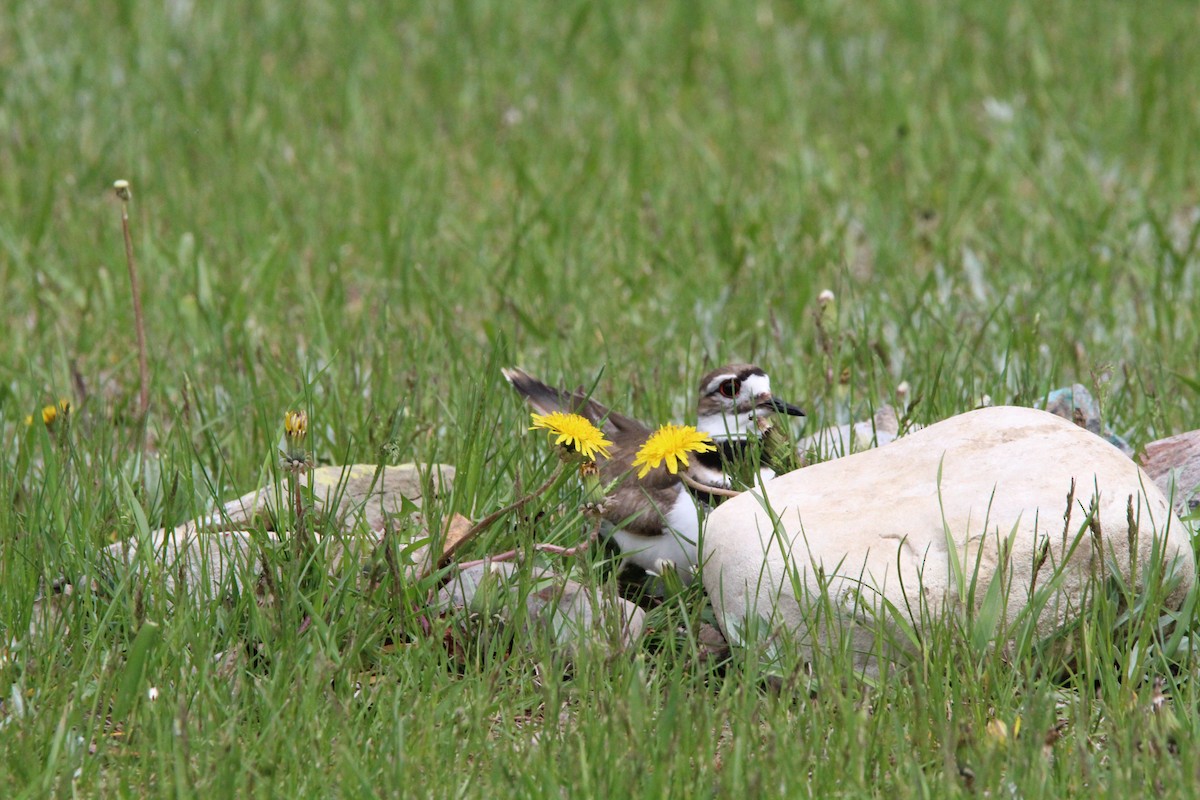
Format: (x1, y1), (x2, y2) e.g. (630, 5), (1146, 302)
(679, 470), (742, 498)
(443, 464), (569, 575)
(815, 290), (837, 393)
(115, 180), (150, 417)
(459, 512), (604, 570)
(460, 463), (565, 544)
(534, 516), (603, 557)
(290, 471), (308, 553)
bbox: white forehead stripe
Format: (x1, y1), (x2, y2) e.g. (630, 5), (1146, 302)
(703, 373), (738, 394)
(739, 373), (772, 399)
(703, 371), (770, 394)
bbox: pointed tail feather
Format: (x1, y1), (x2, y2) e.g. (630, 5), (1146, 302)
(501, 367), (621, 429)
(502, 367), (587, 416)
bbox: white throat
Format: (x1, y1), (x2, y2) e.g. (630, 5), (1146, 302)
(697, 412), (758, 441)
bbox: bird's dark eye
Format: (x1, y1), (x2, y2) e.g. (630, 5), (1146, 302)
(718, 378), (741, 398)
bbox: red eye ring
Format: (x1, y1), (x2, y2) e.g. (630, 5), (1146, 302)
(718, 378), (741, 398)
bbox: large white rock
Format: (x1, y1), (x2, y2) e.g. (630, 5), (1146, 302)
(702, 406), (1195, 672)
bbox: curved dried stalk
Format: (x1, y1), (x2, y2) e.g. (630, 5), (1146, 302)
(679, 470), (742, 498)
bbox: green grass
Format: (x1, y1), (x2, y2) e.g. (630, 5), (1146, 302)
(2, 0), (1199, 795)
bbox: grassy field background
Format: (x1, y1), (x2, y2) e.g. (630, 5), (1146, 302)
(2, 0), (1199, 796)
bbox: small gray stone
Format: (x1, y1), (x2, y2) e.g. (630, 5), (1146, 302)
(798, 405), (902, 462)
(1141, 429), (1200, 517)
(439, 563), (646, 660)
(1040, 384), (1133, 455)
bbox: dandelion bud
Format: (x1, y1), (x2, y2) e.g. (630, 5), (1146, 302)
(985, 718), (1018, 749)
(284, 410), (308, 443)
(280, 410), (313, 474)
(815, 289), (839, 350)
(113, 179), (132, 202)
(579, 460), (605, 505)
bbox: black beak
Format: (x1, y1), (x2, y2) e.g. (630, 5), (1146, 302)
(764, 397), (806, 417)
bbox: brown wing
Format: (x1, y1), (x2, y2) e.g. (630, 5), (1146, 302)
(596, 428), (685, 537)
(503, 366), (677, 537)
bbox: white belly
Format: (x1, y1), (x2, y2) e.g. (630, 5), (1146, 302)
(609, 492), (702, 584)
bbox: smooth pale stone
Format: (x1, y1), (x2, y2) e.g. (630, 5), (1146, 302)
(702, 406), (1195, 672)
(190, 463), (456, 533)
(101, 463), (457, 597)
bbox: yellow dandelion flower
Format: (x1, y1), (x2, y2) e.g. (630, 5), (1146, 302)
(26, 399), (71, 428)
(632, 424), (715, 478)
(284, 410), (308, 442)
(530, 412), (612, 460)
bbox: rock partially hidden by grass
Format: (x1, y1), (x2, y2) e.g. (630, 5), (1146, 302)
(29, 464), (456, 635)
(32, 460), (641, 665)
(439, 563), (646, 663)
(1141, 429), (1200, 517)
(199, 462), (457, 536)
(704, 406), (1195, 675)
(798, 404), (903, 462)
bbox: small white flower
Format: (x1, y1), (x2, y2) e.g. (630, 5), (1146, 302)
(502, 107), (523, 127)
(147, 687), (160, 702)
(982, 97), (1015, 124)
(817, 289), (835, 306)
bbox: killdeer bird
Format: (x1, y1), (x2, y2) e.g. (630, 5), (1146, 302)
(502, 364), (805, 585)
